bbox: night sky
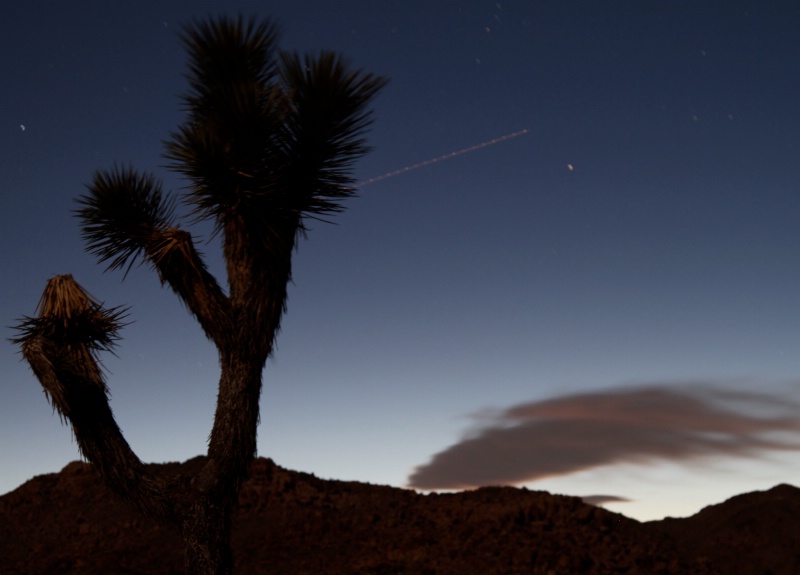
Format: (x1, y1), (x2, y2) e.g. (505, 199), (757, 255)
(4, 1), (800, 522)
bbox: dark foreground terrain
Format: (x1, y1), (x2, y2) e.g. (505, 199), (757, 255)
(1, 457), (798, 574)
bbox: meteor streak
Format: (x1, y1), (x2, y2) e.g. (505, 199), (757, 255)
(358, 129), (529, 188)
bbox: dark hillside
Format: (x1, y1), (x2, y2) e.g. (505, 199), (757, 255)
(1, 457), (795, 574)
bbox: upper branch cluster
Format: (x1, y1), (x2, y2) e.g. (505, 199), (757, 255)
(72, 15), (386, 345)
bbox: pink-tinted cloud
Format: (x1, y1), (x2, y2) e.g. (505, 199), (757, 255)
(408, 383), (800, 490)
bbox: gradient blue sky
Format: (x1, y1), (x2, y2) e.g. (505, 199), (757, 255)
(4, 0), (800, 522)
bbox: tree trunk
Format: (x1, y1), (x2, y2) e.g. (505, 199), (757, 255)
(180, 350), (265, 574)
(182, 495), (234, 575)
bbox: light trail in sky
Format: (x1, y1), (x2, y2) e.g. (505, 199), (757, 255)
(357, 129), (529, 188)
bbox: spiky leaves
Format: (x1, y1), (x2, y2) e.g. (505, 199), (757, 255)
(11, 275), (125, 424)
(13, 275), (126, 381)
(165, 16), (284, 230)
(165, 15), (387, 233)
(76, 168), (176, 275)
(180, 17), (280, 123)
(278, 51), (388, 217)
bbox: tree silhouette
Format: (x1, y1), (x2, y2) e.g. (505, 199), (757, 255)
(12, 16), (386, 575)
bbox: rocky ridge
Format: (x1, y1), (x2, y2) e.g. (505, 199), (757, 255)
(1, 457), (798, 574)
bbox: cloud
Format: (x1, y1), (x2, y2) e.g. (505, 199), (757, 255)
(581, 495), (631, 506)
(407, 383), (800, 490)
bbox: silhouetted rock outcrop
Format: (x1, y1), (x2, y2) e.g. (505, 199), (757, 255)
(0, 457), (796, 574)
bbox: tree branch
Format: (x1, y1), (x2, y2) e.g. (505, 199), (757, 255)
(12, 275), (176, 525)
(76, 167), (232, 346)
(146, 227), (232, 346)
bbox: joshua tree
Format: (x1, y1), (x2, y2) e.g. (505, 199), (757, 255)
(12, 16), (386, 575)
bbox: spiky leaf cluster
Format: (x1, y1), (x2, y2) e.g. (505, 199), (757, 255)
(76, 168), (176, 274)
(164, 16), (388, 235)
(12, 275), (128, 417)
(278, 51), (386, 212)
(12, 274), (127, 355)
